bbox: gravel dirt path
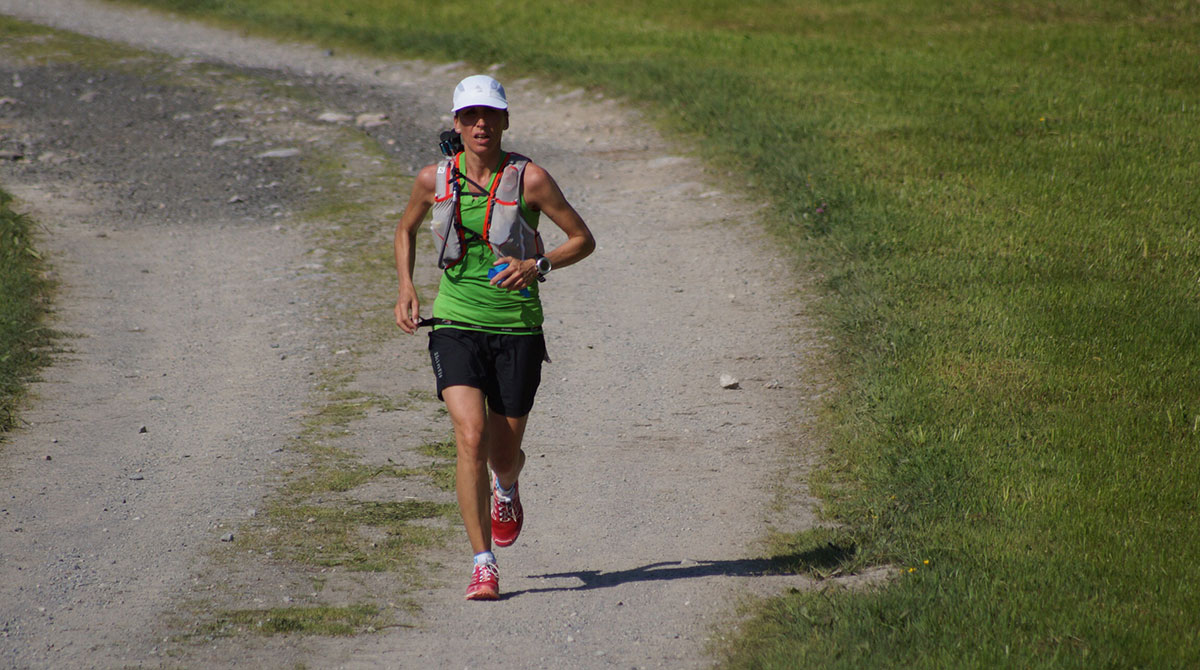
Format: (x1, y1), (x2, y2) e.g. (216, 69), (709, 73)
(0, 1), (837, 668)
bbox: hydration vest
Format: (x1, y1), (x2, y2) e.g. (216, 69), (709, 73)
(431, 152), (543, 270)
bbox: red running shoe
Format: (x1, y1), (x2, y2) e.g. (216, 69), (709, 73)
(491, 479), (524, 548)
(465, 561), (499, 600)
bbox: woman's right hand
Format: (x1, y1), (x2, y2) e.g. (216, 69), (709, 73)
(393, 165), (437, 336)
(395, 289), (420, 334)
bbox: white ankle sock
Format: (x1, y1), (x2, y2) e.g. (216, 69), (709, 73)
(493, 480), (516, 501)
(474, 551), (496, 566)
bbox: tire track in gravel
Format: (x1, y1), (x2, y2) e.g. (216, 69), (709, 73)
(0, 1), (848, 668)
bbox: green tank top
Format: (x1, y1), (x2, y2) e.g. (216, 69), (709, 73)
(431, 157), (543, 332)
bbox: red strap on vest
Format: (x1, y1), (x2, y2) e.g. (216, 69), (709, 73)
(479, 152), (509, 251)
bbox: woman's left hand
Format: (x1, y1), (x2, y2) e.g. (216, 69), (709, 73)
(490, 256), (539, 291)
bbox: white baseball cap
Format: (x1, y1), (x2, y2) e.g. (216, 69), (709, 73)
(451, 74), (508, 113)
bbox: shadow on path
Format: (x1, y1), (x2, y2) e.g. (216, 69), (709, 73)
(507, 543), (854, 598)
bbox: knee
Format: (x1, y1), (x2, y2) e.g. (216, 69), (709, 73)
(454, 425), (487, 462)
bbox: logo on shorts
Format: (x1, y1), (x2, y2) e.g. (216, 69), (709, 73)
(432, 351), (444, 379)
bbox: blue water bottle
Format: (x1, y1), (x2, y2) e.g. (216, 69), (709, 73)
(488, 263), (531, 298)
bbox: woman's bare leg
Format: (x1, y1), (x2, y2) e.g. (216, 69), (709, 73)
(442, 385), (491, 554)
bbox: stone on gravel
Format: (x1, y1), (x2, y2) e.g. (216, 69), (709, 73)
(256, 148), (301, 159)
(211, 135), (247, 147)
(354, 113), (388, 128)
(719, 374), (740, 389)
(220, 533), (234, 542)
(316, 111), (352, 123)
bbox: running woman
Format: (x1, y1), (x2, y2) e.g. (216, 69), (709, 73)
(393, 75), (595, 600)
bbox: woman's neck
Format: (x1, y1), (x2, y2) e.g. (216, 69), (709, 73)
(460, 148), (504, 186)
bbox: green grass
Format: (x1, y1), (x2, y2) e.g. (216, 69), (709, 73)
(0, 189), (53, 436)
(196, 604), (385, 637)
(250, 497), (456, 573)
(90, 0), (1200, 666)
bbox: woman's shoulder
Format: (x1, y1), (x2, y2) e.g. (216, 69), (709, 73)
(511, 155), (551, 186)
(413, 161), (448, 191)
(515, 158), (561, 202)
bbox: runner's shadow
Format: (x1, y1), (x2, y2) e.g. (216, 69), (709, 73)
(505, 542), (853, 599)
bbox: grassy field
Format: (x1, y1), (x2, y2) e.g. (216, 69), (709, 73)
(95, 0), (1200, 666)
(0, 188), (53, 435)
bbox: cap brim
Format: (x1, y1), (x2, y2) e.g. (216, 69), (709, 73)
(452, 97), (508, 113)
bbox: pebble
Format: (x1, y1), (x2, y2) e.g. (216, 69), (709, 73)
(211, 135), (247, 147)
(220, 533), (234, 542)
(256, 148), (301, 159)
(317, 111), (353, 123)
(719, 374), (740, 389)
(129, 475), (144, 481)
(355, 113), (388, 128)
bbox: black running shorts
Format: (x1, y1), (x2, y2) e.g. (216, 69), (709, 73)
(428, 328), (546, 418)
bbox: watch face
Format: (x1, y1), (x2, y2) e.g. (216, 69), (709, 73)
(536, 257), (551, 273)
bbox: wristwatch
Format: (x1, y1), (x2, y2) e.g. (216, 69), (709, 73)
(533, 254), (552, 276)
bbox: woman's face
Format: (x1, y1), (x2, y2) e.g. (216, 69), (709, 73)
(454, 105), (508, 154)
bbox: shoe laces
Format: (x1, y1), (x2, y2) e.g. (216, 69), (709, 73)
(472, 561), (499, 582)
(493, 493), (517, 522)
